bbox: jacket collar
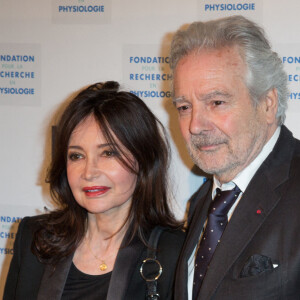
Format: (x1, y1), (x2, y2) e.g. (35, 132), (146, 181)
(107, 235), (144, 299)
(37, 254), (73, 300)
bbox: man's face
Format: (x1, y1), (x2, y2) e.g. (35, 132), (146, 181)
(173, 46), (277, 183)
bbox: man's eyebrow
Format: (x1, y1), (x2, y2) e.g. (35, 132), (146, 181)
(201, 91), (232, 101)
(172, 91), (232, 106)
(172, 96), (186, 106)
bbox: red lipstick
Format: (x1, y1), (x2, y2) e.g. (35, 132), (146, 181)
(82, 186), (110, 197)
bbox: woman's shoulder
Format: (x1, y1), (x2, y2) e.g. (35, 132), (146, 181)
(159, 227), (185, 241)
(157, 227), (185, 254)
(19, 214), (48, 228)
(17, 214), (49, 238)
(10, 215), (46, 262)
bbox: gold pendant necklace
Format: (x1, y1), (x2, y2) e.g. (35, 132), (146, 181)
(99, 262), (108, 271)
(86, 237), (116, 271)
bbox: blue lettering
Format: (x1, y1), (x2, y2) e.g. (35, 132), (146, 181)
(0, 232), (15, 239)
(289, 92), (300, 100)
(128, 57), (169, 64)
(288, 74), (300, 82)
(130, 90), (171, 98)
(0, 216), (22, 223)
(0, 248), (14, 255)
(0, 87), (35, 95)
(204, 3), (255, 11)
(282, 56), (300, 64)
(0, 71), (34, 78)
(58, 5), (104, 13)
(0, 55), (34, 62)
(129, 73), (172, 81)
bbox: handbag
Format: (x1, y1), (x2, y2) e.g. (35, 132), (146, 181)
(140, 226), (166, 300)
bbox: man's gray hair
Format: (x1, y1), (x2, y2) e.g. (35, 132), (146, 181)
(170, 15), (288, 125)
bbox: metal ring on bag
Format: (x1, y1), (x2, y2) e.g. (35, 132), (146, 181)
(140, 258), (162, 281)
(147, 294), (160, 299)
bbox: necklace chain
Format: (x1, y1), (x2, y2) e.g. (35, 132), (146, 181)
(85, 237), (118, 271)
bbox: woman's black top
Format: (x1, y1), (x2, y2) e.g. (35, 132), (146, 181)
(61, 262), (112, 300)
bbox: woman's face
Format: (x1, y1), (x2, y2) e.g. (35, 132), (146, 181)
(66, 115), (137, 217)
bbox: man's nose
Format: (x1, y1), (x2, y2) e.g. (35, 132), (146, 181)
(189, 107), (212, 135)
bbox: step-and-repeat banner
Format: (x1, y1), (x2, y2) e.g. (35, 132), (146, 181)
(1, 0), (300, 295)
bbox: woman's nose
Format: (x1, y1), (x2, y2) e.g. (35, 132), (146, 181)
(82, 159), (101, 181)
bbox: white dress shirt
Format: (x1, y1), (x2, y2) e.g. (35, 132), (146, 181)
(187, 127), (281, 300)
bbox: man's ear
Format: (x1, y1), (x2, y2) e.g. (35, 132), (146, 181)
(263, 88), (278, 125)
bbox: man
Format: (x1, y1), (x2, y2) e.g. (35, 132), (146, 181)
(170, 16), (300, 299)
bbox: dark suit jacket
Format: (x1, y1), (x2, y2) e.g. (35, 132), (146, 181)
(4, 217), (185, 300)
(175, 126), (300, 300)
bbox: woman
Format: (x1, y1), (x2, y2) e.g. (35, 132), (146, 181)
(4, 81), (184, 300)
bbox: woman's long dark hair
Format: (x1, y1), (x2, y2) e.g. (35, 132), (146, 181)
(32, 81), (181, 265)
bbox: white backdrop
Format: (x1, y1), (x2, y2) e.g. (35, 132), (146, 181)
(1, 0), (300, 296)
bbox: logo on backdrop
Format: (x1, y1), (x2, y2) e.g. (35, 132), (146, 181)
(123, 45), (172, 100)
(197, 0), (262, 22)
(0, 43), (41, 106)
(0, 205), (40, 299)
(0, 216), (22, 256)
(52, 0), (111, 24)
(282, 56), (300, 101)
(203, 2), (255, 11)
(276, 44), (300, 104)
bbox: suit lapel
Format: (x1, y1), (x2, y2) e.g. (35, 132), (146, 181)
(185, 180), (213, 260)
(37, 254), (73, 300)
(198, 126), (294, 299)
(106, 233), (145, 300)
(175, 180), (212, 300)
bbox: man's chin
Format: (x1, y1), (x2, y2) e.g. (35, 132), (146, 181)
(190, 154), (231, 176)
(191, 160), (222, 175)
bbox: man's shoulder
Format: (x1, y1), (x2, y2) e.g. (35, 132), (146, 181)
(290, 151), (300, 177)
(278, 125), (300, 150)
(263, 126), (299, 169)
